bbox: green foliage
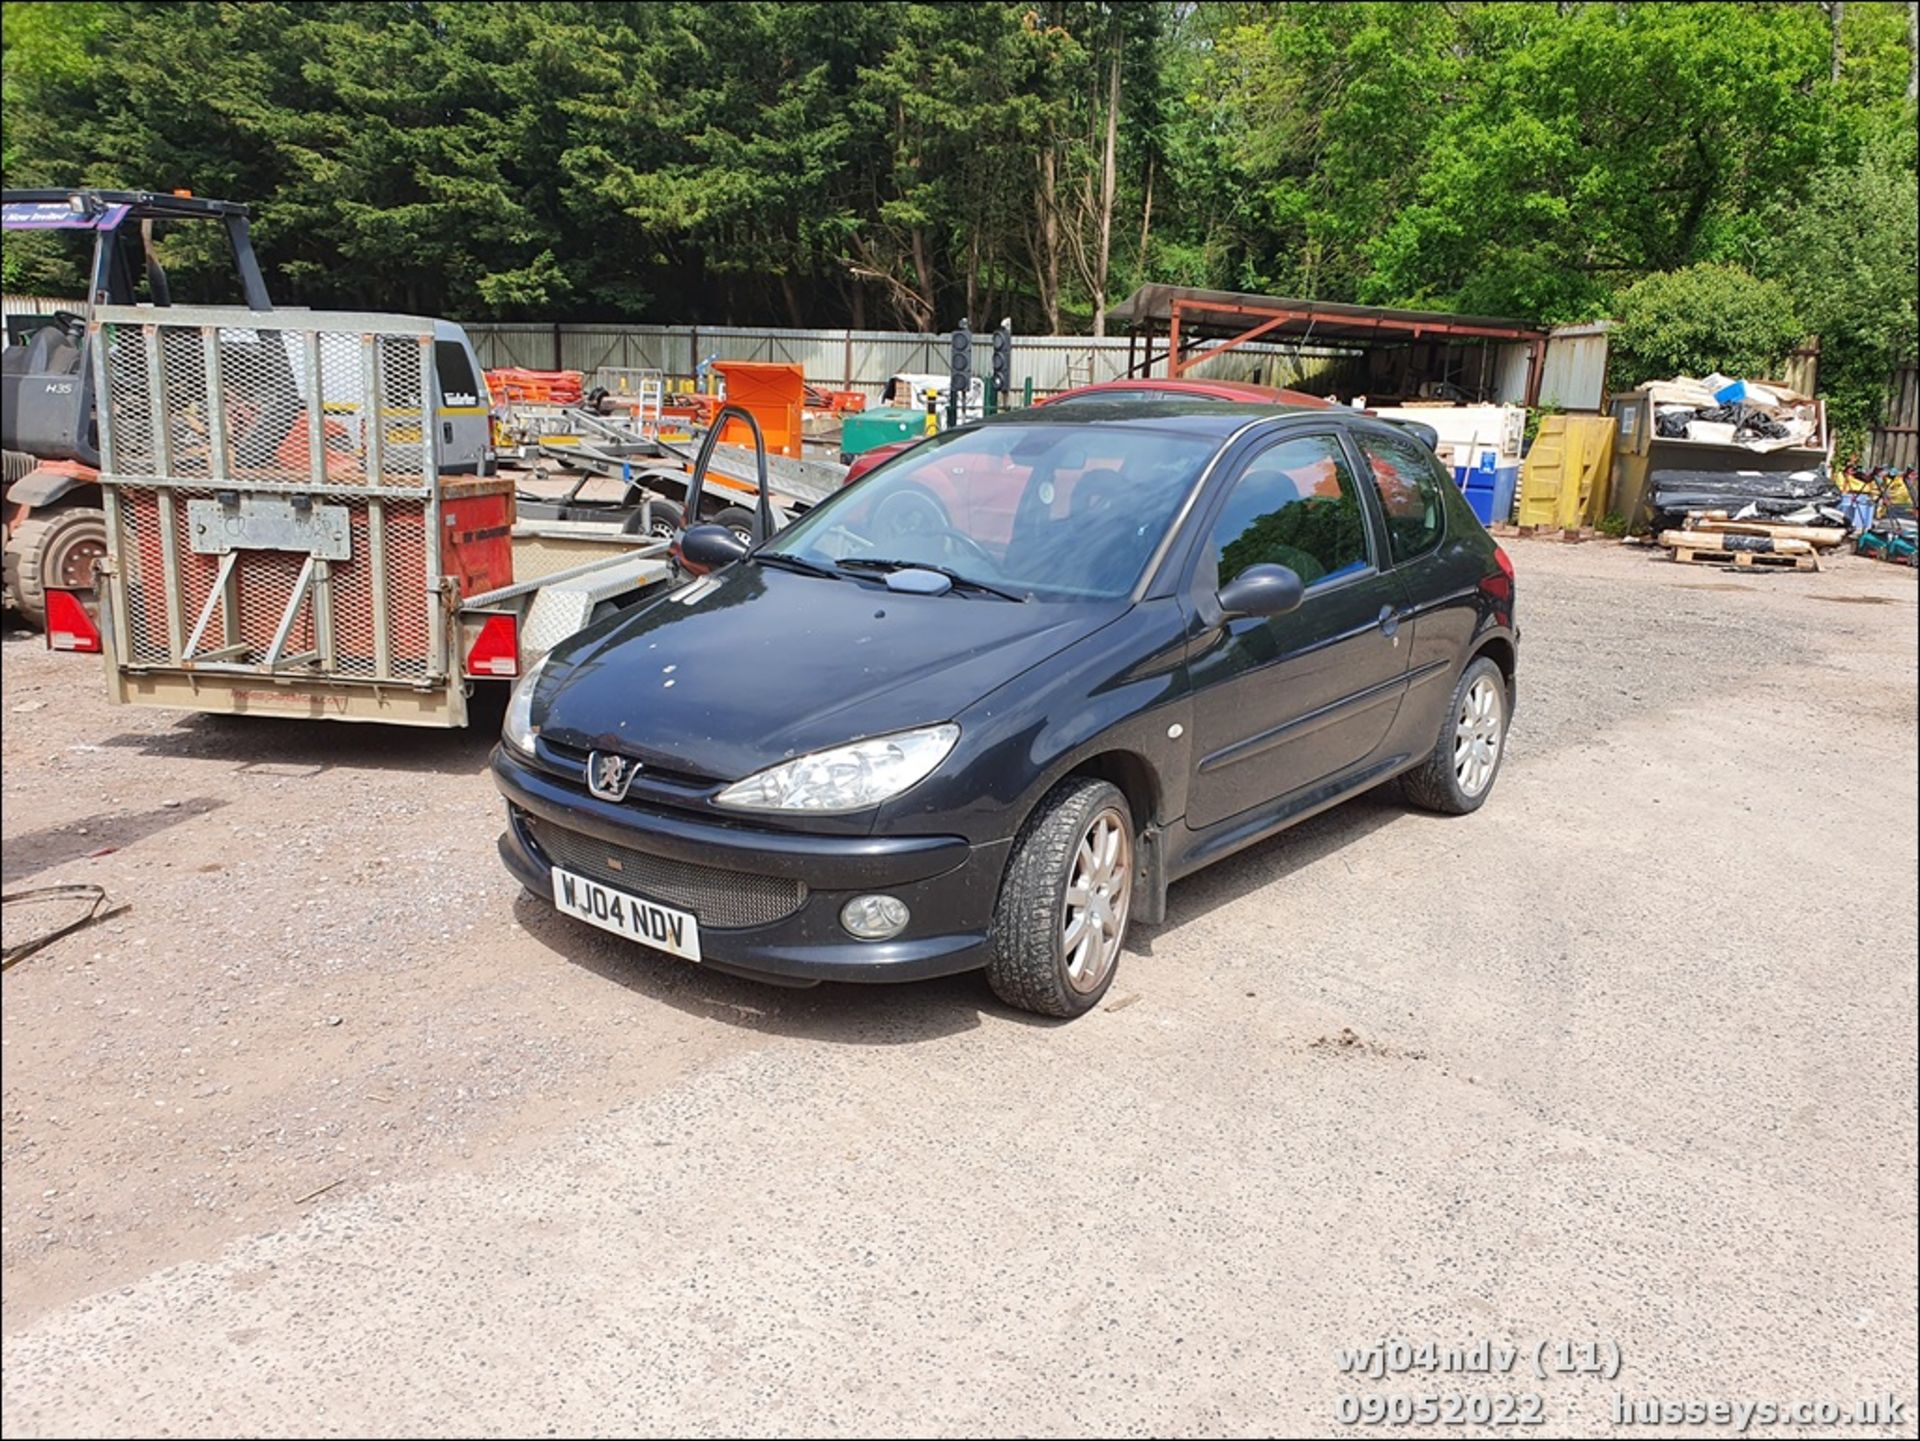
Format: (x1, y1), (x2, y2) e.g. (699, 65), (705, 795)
(1757, 127), (1920, 457)
(1522, 402), (1561, 453)
(0, 0), (105, 172)
(1, 0), (1914, 456)
(1609, 263), (1805, 390)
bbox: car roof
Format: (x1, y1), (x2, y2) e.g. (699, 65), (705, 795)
(971, 397), (1344, 441)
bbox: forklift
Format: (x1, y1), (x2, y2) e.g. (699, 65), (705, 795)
(0, 188), (492, 626)
(2, 189), (271, 625)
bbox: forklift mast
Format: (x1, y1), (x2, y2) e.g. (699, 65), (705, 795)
(1, 189), (272, 466)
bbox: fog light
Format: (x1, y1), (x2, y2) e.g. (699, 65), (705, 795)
(841, 894), (909, 941)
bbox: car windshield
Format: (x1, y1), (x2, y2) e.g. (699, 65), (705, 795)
(762, 422), (1217, 600)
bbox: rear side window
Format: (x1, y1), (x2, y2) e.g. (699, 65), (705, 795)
(435, 340), (481, 406)
(1207, 434), (1371, 589)
(1358, 431), (1446, 563)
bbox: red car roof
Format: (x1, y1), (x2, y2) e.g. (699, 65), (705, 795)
(1036, 377), (1331, 407)
(842, 375), (1333, 485)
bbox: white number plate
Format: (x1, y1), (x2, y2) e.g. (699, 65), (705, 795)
(551, 867), (701, 962)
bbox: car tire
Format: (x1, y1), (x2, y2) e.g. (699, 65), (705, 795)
(5, 505), (109, 628)
(985, 778), (1134, 1019)
(1402, 655), (1509, 815)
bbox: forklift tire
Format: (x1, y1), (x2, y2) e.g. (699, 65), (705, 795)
(711, 505), (758, 546)
(5, 505), (110, 628)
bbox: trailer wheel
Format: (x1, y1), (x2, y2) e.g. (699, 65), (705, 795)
(711, 505), (758, 546)
(5, 505), (109, 627)
(621, 500), (683, 539)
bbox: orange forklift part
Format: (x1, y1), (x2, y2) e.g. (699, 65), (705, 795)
(713, 361), (805, 459)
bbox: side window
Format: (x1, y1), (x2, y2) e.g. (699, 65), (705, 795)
(1357, 431), (1446, 563)
(1207, 434), (1372, 590)
(435, 340), (481, 407)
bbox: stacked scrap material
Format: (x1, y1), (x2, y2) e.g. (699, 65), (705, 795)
(1649, 465), (1844, 519)
(1648, 373), (1821, 453)
(1661, 504), (1852, 573)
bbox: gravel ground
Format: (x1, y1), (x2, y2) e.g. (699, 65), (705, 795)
(2, 540), (1915, 1437)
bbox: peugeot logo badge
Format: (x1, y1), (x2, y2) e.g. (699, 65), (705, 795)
(585, 750), (638, 802)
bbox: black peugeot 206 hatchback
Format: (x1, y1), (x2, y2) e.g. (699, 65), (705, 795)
(492, 401), (1518, 1018)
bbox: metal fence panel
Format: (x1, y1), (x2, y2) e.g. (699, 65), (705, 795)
(371, 317), (1371, 400)
(1539, 324), (1610, 411)
(16, 296), (1639, 412)
(3, 293), (86, 320)
(1868, 363), (1917, 470)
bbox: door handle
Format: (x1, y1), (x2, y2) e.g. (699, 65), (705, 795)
(1377, 603), (1402, 638)
(442, 420), (454, 443)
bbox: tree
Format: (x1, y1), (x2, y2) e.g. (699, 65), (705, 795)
(0, 0), (105, 176)
(1364, 3), (1841, 322)
(1608, 263), (1805, 389)
(0, 0), (1912, 391)
(1760, 129), (1920, 453)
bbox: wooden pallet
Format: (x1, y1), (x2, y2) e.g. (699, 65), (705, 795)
(1492, 523), (1604, 543)
(1669, 543), (1819, 572)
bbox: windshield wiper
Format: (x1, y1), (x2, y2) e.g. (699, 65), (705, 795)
(838, 557), (1029, 602)
(753, 551), (848, 581)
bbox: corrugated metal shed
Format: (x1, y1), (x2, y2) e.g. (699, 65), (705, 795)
(1537, 322), (1612, 412)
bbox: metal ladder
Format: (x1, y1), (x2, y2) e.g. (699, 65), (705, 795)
(634, 369), (665, 434)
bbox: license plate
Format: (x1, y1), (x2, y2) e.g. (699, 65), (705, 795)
(550, 867), (701, 962)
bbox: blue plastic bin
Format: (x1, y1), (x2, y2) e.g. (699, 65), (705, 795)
(1456, 450), (1519, 526)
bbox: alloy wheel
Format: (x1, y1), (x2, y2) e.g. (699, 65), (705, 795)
(1453, 675), (1504, 796)
(1061, 806), (1132, 993)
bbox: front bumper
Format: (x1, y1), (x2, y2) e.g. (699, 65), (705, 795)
(492, 745), (1009, 985)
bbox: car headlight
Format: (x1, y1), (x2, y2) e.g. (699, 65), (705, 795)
(714, 724), (959, 813)
(502, 651), (551, 755)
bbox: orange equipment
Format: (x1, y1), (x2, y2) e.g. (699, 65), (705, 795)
(484, 368), (584, 406)
(713, 361), (805, 459)
(804, 384), (868, 415)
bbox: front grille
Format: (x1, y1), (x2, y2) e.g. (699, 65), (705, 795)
(523, 815), (807, 930)
(536, 736), (718, 792)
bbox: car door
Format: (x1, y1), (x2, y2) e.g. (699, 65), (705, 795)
(433, 327), (490, 475)
(1351, 426), (1468, 747)
(1183, 429), (1412, 832)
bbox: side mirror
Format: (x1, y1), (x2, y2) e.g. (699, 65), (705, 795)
(676, 522), (750, 577)
(1217, 563), (1304, 620)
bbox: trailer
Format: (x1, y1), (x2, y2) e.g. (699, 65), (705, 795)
(59, 304), (675, 727)
(505, 402), (847, 543)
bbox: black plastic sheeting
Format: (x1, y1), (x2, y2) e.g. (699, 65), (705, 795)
(1649, 467), (1843, 517)
(1654, 404), (1793, 441)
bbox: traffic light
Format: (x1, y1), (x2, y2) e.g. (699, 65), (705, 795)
(991, 318), (1013, 407)
(948, 318), (972, 427)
